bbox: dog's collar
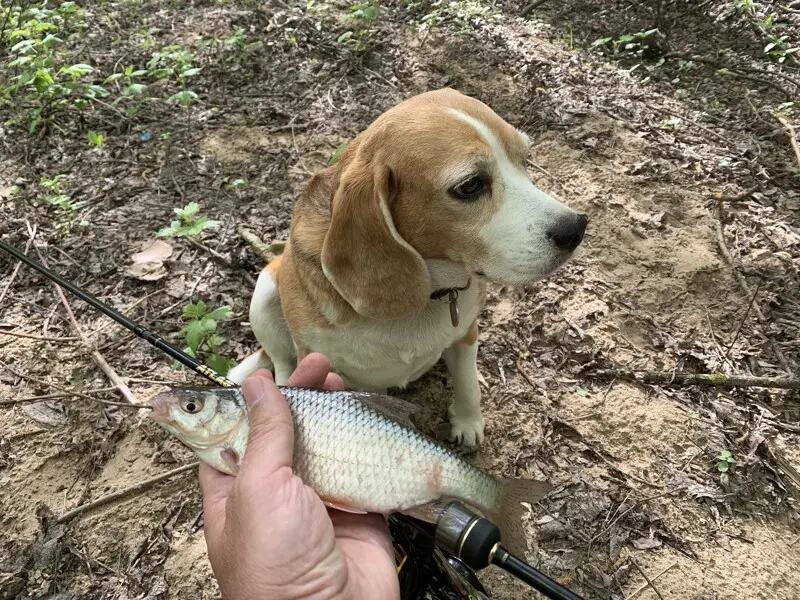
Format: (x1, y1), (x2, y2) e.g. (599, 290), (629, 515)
(430, 277), (471, 328)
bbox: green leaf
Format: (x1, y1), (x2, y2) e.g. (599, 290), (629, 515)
(124, 83), (146, 95)
(717, 461), (729, 473)
(329, 141), (348, 164)
(167, 90), (199, 105)
(86, 85), (111, 98)
(103, 73), (124, 84)
(41, 34), (63, 48)
(591, 37), (612, 47)
(182, 67), (202, 77)
(182, 300), (208, 319)
(205, 333), (225, 350)
(8, 55), (34, 68)
(362, 4), (378, 20)
(60, 63), (94, 78)
(185, 317), (216, 351)
(156, 221), (181, 237)
(206, 354), (234, 376)
(88, 131), (104, 146)
(11, 39), (36, 54)
(205, 306), (233, 321)
(176, 201), (200, 219)
(575, 387), (591, 398)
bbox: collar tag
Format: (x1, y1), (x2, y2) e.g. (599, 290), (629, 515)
(448, 289), (460, 327)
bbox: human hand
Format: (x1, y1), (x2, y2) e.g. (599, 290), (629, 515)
(198, 353), (400, 600)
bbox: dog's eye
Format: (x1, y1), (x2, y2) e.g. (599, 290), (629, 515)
(450, 175), (485, 201)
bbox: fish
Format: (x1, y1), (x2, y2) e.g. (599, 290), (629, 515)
(149, 385), (551, 556)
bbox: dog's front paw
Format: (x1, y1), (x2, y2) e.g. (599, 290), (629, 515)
(447, 405), (485, 447)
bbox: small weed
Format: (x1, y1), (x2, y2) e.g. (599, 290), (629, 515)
(87, 130), (104, 148)
(329, 141), (348, 164)
(39, 174), (84, 213)
(591, 29), (660, 58)
(176, 300), (234, 376)
(157, 202), (221, 239)
(337, 1), (380, 51)
(716, 450), (736, 473)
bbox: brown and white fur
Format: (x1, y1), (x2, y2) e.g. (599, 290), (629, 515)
(228, 88), (587, 447)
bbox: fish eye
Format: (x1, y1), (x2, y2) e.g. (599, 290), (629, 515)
(180, 397), (204, 414)
(449, 174), (487, 202)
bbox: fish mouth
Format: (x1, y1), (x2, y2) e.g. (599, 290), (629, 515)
(149, 392), (176, 423)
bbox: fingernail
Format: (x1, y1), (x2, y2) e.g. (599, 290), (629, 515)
(242, 377), (265, 408)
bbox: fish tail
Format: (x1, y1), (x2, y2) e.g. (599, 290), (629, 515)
(489, 478), (551, 558)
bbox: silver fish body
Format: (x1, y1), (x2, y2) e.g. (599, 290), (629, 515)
(150, 385), (549, 555)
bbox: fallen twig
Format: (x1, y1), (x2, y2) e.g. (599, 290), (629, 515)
(776, 116), (800, 170)
(521, 0), (550, 17)
(31, 240), (138, 404)
(0, 329), (79, 343)
(56, 462), (199, 523)
(628, 557), (665, 600)
(722, 277), (762, 363)
(714, 204), (794, 374)
(587, 368), (799, 389)
(1, 388), (149, 409)
(238, 226), (285, 263)
(624, 562), (677, 600)
(186, 237), (256, 286)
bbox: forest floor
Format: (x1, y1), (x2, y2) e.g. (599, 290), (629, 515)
(1, 1), (799, 598)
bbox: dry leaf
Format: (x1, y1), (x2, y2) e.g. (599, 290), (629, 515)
(131, 239), (173, 263)
(632, 537), (662, 550)
(126, 240), (173, 281)
(126, 262), (168, 281)
(715, 531), (732, 552)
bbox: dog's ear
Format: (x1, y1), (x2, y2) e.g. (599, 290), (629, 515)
(321, 148), (430, 320)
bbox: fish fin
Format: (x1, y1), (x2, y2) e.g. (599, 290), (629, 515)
(320, 497), (368, 514)
(352, 392), (419, 430)
(489, 478), (552, 558)
(220, 448), (240, 474)
(399, 499), (451, 524)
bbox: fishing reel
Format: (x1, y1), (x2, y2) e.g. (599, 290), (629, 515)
(390, 502), (585, 600)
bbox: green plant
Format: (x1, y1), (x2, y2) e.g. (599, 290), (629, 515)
(337, 1), (380, 51)
(716, 450), (736, 473)
(591, 29), (660, 58)
(176, 300), (234, 375)
(146, 44), (201, 105)
(87, 130), (104, 148)
(157, 202), (221, 239)
(39, 173), (84, 213)
(2, 2), (105, 134)
(329, 141), (347, 164)
(103, 64), (148, 98)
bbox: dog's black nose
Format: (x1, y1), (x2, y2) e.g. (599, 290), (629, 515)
(547, 214), (588, 253)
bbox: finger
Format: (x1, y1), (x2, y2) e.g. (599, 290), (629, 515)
(329, 510), (395, 557)
(238, 369), (295, 478)
(323, 372), (345, 391)
(198, 462), (233, 544)
(285, 352), (332, 389)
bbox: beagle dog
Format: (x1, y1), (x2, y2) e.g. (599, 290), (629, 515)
(228, 88), (587, 446)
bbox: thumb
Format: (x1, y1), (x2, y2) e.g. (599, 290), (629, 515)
(239, 369), (295, 479)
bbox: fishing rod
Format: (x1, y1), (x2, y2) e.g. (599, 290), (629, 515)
(0, 239), (585, 600)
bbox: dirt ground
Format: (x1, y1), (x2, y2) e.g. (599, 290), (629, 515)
(1, 1), (799, 599)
